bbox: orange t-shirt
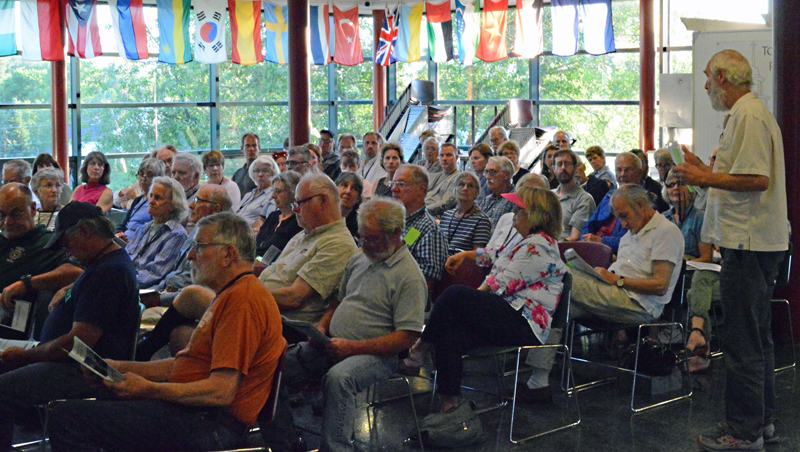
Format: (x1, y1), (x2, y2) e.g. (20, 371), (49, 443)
(169, 274), (285, 425)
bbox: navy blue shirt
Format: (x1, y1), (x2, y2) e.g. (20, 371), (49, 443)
(40, 248), (139, 360)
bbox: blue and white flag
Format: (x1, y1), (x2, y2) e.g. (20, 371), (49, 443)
(309, 5), (331, 65)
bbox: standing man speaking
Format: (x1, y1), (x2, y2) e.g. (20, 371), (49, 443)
(674, 49), (787, 451)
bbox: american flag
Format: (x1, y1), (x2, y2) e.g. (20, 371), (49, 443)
(375, 7), (398, 66)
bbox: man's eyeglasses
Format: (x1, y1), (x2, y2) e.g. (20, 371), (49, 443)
(189, 241), (227, 253)
(292, 193), (323, 210)
(386, 181), (416, 189)
(286, 160), (308, 168)
(664, 182), (683, 188)
(191, 197), (219, 207)
(655, 163), (673, 170)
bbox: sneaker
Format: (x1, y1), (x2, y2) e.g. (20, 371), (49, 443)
(760, 423), (779, 445)
(698, 428), (765, 451)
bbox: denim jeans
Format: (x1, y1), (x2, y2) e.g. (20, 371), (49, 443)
(719, 248), (783, 442)
(265, 342), (397, 452)
(0, 362), (100, 451)
(47, 399), (247, 452)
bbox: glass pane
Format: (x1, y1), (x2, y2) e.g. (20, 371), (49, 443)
(218, 105), (289, 149)
(439, 58), (528, 100)
(539, 104), (639, 154)
(669, 50), (692, 74)
(337, 104), (372, 137)
(310, 105), (330, 138)
(667, 0), (769, 47)
(0, 57), (51, 104)
(105, 155), (147, 193)
(359, 16), (373, 59)
(310, 64), (329, 101)
(395, 62), (428, 99)
(81, 57), (209, 103)
(80, 107), (210, 154)
(452, 104), (502, 146)
(219, 63), (289, 102)
(0, 109), (52, 159)
(540, 52), (639, 100)
(336, 64), (372, 101)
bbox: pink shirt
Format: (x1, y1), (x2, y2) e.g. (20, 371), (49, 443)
(72, 183), (107, 206)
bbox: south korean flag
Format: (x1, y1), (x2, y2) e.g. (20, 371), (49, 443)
(193, 0), (226, 63)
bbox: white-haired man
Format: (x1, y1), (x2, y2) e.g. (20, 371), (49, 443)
(171, 153), (203, 204)
(488, 126), (508, 153)
(674, 49), (787, 451)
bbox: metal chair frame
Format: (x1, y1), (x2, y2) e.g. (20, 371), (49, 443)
(364, 375), (426, 451)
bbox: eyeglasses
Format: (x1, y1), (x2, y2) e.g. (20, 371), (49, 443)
(286, 160), (308, 168)
(253, 169), (273, 176)
(191, 197), (219, 207)
(189, 241), (227, 253)
(291, 193), (323, 210)
(386, 180), (416, 189)
(655, 163), (673, 170)
(485, 170), (499, 177)
(664, 182), (682, 188)
(206, 163), (222, 170)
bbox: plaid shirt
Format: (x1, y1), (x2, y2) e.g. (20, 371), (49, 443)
(126, 219), (188, 289)
(404, 207), (449, 281)
(478, 186), (516, 229)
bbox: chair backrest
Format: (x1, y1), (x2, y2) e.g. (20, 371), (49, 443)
(558, 241), (614, 269)
(775, 242), (792, 289)
(129, 302), (145, 360)
(431, 260), (490, 301)
(550, 272), (573, 331)
(258, 342), (288, 425)
(661, 260), (687, 321)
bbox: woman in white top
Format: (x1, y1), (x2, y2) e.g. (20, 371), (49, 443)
(201, 150), (241, 210)
(236, 155), (280, 227)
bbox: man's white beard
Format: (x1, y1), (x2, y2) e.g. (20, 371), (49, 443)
(708, 84), (729, 112)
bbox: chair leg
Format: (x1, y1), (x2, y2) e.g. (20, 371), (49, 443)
(773, 299), (797, 373)
(631, 323), (693, 413)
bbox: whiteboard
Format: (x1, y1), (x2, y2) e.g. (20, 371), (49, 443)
(692, 30), (773, 162)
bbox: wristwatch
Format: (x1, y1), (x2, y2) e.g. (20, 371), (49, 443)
(616, 277), (625, 288)
(21, 274), (33, 293)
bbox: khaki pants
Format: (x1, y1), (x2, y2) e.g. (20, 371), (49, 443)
(569, 271), (654, 325)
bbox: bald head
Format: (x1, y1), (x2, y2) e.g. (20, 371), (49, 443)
(0, 183), (36, 240)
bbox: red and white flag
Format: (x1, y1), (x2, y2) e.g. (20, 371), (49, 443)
(19, 0), (63, 61)
(66, 0), (103, 58)
(333, 4), (363, 66)
(513, 0), (543, 58)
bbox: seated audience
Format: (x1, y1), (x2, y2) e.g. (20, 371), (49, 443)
(339, 149), (374, 200)
(439, 172), (491, 255)
(0, 202), (139, 450)
(571, 184), (684, 324)
(71, 151), (113, 213)
(404, 186), (567, 413)
(337, 133), (357, 155)
(32, 153), (72, 205)
(488, 125), (508, 153)
(306, 144), (325, 174)
(478, 156), (517, 229)
(581, 152), (642, 253)
(255, 171), (303, 258)
(202, 150), (242, 209)
(481, 173), (550, 253)
(498, 140), (529, 185)
(357, 132), (387, 187)
(630, 148), (669, 213)
(553, 149), (596, 241)
(576, 158), (611, 207)
(584, 145), (616, 188)
(0, 184), (82, 339)
(372, 143), (403, 198)
(269, 198), (426, 452)
(273, 150), (287, 173)
(171, 152), (203, 204)
(653, 148), (674, 184)
(662, 170), (715, 373)
(419, 136), (442, 175)
(31, 168), (66, 232)
(125, 177), (189, 289)
(391, 164), (449, 292)
(236, 155), (279, 228)
(540, 144), (560, 189)
(115, 158), (165, 241)
(468, 143), (493, 197)
(286, 146), (315, 176)
(4, 160), (40, 208)
(47, 213), (286, 452)
(425, 142), (461, 218)
(114, 146), (175, 210)
(336, 172), (363, 243)
(319, 129), (342, 182)
(232, 133), (261, 196)
(552, 130), (572, 150)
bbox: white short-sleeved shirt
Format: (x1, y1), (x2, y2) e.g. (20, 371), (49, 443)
(702, 92), (788, 252)
(609, 212), (685, 318)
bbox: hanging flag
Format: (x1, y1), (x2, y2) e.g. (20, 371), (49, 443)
(309, 5), (331, 65)
(19, 0), (63, 61)
(476, 0), (507, 62)
(194, 0), (226, 64)
(455, 0), (480, 66)
(108, 0), (149, 61)
(264, 2), (288, 65)
(426, 1), (453, 63)
(66, 0), (103, 59)
(229, 0), (263, 65)
(550, 0), (578, 56)
(157, 0), (192, 64)
(395, 3), (424, 63)
(513, 0), (543, 59)
(0, 0), (15, 57)
(581, 0), (615, 55)
(333, 5), (363, 66)
(375, 6), (398, 66)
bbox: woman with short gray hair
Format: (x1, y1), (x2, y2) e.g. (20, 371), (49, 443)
(235, 155), (280, 227)
(31, 167), (65, 231)
(439, 172), (491, 255)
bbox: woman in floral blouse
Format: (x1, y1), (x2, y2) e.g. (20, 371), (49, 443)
(404, 186), (567, 413)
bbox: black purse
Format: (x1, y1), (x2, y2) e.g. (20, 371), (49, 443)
(621, 337), (677, 376)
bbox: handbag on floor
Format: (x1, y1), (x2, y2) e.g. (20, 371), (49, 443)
(413, 401), (484, 448)
(621, 336), (677, 376)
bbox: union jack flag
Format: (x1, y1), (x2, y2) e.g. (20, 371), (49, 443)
(375, 7), (398, 66)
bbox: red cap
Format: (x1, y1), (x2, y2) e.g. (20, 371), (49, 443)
(501, 192), (526, 209)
